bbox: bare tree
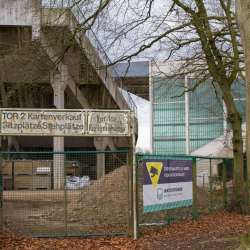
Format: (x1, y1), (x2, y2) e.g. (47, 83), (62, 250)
(91, 0), (248, 214)
(1, 0), (247, 213)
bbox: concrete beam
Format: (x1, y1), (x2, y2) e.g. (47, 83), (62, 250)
(8, 136), (20, 151)
(76, 30), (131, 111)
(0, 0), (36, 26)
(40, 31), (90, 109)
(94, 137), (116, 151)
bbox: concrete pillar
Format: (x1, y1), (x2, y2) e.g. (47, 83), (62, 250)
(51, 65), (68, 190)
(149, 60), (154, 154)
(94, 137), (116, 180)
(52, 136), (64, 190)
(96, 153), (105, 180)
(31, 0), (41, 41)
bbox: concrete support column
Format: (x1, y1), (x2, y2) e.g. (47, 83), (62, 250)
(53, 138), (64, 190)
(51, 65), (68, 190)
(31, 0), (41, 41)
(149, 60), (154, 154)
(94, 137), (116, 180)
(96, 153), (105, 180)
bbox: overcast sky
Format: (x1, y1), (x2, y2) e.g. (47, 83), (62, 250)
(130, 93), (150, 151)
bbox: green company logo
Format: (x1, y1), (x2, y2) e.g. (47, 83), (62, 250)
(157, 188), (163, 201)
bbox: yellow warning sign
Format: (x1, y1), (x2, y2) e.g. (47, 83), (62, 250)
(146, 162), (163, 189)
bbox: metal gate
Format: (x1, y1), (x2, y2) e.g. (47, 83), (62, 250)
(136, 154), (247, 235)
(0, 150), (131, 237)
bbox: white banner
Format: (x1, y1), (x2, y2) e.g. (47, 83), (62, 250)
(143, 158), (193, 213)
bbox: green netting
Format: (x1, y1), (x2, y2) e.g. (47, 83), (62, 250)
(154, 139), (186, 155)
(189, 79), (223, 118)
(190, 119), (223, 152)
(231, 79), (246, 99)
(153, 103), (185, 138)
(153, 78), (185, 103)
(152, 77), (246, 155)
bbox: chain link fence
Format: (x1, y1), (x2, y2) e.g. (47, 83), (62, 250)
(0, 150), (130, 237)
(1, 152), (247, 237)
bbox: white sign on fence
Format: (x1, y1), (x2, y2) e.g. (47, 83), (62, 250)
(143, 158), (193, 213)
(0, 109), (131, 136)
(87, 111), (130, 136)
(1, 111), (85, 136)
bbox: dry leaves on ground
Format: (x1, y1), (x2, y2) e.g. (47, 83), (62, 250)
(1, 208), (250, 249)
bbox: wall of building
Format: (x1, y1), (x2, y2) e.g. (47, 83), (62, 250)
(0, 0), (35, 26)
(150, 75), (246, 157)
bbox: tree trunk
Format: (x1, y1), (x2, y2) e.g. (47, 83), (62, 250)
(222, 82), (248, 214)
(236, 0), (250, 206)
(231, 113), (248, 214)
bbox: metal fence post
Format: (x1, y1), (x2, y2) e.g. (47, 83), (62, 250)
(136, 157), (139, 234)
(132, 111), (138, 239)
(192, 157), (197, 220)
(129, 149), (134, 237)
(223, 158), (227, 209)
(167, 210), (170, 226)
(210, 159), (213, 214)
(64, 153), (67, 237)
(126, 152), (130, 235)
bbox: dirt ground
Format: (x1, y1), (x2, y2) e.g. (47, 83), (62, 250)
(1, 165), (228, 238)
(1, 208), (250, 249)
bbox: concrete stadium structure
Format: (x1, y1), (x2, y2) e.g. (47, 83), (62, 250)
(115, 59), (246, 185)
(115, 60), (246, 157)
(0, 0), (138, 189)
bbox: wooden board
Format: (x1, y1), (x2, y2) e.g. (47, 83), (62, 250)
(66, 163), (73, 168)
(33, 161), (52, 175)
(66, 168), (76, 175)
(14, 175), (32, 189)
(2, 161), (12, 175)
(66, 162), (78, 176)
(32, 175), (51, 189)
(3, 176), (13, 190)
(66, 162), (79, 168)
(14, 161), (33, 175)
